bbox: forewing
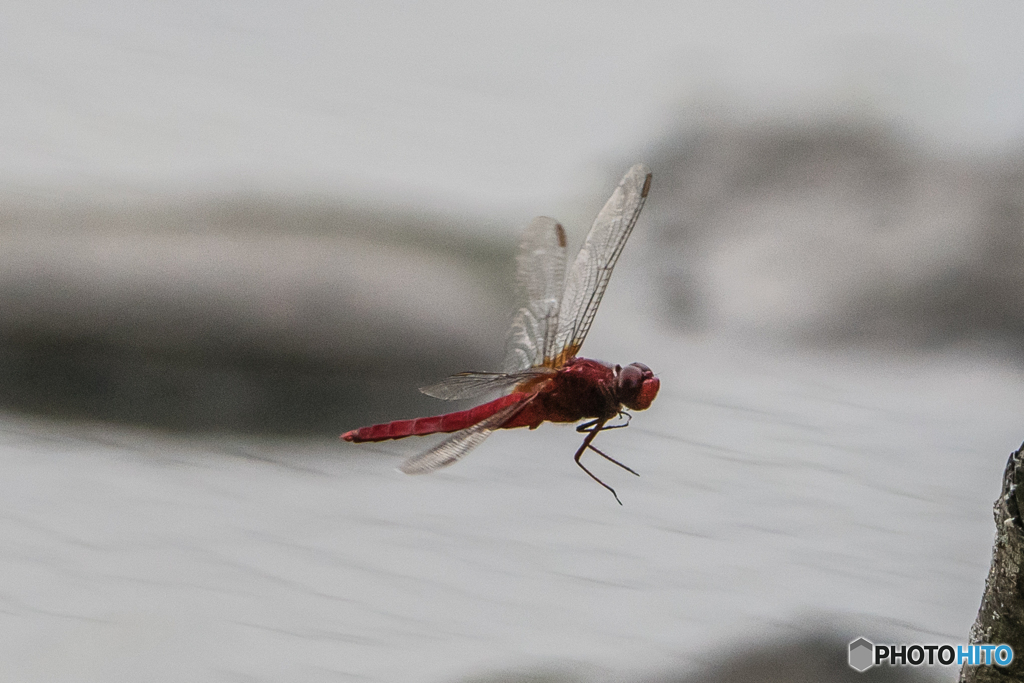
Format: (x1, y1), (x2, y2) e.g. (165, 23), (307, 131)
(399, 394), (534, 474)
(503, 217), (568, 372)
(552, 164), (651, 363)
(419, 368), (553, 401)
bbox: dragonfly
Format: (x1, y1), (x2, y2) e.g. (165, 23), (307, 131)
(342, 163), (659, 503)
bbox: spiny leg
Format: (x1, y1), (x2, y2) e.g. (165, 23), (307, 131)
(577, 411), (631, 434)
(588, 442), (639, 477)
(573, 420), (622, 505)
(575, 413), (639, 478)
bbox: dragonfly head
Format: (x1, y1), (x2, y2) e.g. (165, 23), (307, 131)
(616, 362), (659, 411)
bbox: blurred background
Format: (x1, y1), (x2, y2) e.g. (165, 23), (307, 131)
(1, 1), (1023, 681)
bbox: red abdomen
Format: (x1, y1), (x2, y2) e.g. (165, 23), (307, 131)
(341, 392), (530, 442)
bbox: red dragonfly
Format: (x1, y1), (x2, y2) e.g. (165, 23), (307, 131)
(342, 164), (659, 503)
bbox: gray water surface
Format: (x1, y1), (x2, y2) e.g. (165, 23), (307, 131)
(1, 333), (1016, 682)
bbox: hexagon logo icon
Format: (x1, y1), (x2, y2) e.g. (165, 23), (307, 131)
(849, 637), (875, 672)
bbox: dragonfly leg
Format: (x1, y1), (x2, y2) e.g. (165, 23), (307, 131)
(588, 442), (639, 477)
(604, 411), (632, 430)
(577, 412), (632, 434)
(573, 420), (622, 505)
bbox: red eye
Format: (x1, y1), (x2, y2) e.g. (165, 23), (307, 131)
(632, 377), (660, 411)
(618, 363), (658, 410)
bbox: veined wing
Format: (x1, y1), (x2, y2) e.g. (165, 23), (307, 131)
(419, 217), (565, 402)
(503, 216), (568, 373)
(551, 164), (651, 364)
(399, 393), (535, 474)
(420, 367), (553, 401)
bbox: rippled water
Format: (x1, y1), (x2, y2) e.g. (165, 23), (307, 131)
(1, 328), (1018, 681)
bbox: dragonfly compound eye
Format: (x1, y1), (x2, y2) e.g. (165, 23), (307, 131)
(618, 362), (658, 411)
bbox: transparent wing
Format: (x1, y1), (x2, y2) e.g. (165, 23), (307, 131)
(503, 216), (568, 373)
(420, 367), (554, 401)
(399, 394), (535, 474)
(418, 218), (565, 402)
(552, 164), (652, 364)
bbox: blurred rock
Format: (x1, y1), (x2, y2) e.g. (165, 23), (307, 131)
(0, 197), (512, 434)
(648, 122), (1024, 352)
(461, 632), (943, 683)
(646, 634), (942, 683)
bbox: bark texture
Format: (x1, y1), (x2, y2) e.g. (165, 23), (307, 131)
(960, 442), (1024, 682)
